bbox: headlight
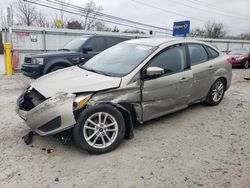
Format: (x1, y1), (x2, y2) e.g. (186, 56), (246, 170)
(73, 95), (91, 110)
(33, 58), (44, 64)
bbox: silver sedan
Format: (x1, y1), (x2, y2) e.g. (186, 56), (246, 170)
(16, 38), (232, 154)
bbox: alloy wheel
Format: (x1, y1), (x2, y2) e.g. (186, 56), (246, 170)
(83, 112), (118, 149)
(211, 81), (224, 103)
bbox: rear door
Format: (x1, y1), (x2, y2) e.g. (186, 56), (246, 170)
(141, 44), (193, 121)
(188, 43), (216, 103)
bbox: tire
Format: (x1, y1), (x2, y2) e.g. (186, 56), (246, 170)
(243, 60), (249, 69)
(73, 104), (125, 154)
(49, 66), (66, 73)
(206, 78), (226, 106)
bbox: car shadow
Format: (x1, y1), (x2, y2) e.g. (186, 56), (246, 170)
(133, 102), (208, 130)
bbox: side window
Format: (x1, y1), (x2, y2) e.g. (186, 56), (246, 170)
(87, 37), (106, 52)
(206, 46), (219, 59)
(147, 45), (187, 74)
(188, 44), (209, 66)
(106, 37), (128, 48)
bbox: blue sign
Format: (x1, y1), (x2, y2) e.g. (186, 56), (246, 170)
(173, 20), (190, 37)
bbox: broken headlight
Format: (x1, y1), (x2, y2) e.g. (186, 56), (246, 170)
(73, 94), (91, 110)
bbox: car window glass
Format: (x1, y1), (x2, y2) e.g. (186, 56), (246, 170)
(106, 37), (126, 48)
(188, 44), (208, 66)
(87, 37), (106, 52)
(207, 46), (219, 59)
(63, 37), (89, 51)
(82, 44), (157, 77)
(147, 45), (187, 74)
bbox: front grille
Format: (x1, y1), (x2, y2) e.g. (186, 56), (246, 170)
(24, 57), (32, 64)
(18, 88), (46, 111)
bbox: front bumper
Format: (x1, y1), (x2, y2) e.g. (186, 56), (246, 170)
(16, 92), (76, 136)
(21, 63), (44, 78)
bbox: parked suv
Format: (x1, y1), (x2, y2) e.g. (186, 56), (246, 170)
(21, 35), (133, 78)
(16, 38), (232, 154)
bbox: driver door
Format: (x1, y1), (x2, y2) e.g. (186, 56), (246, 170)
(141, 44), (193, 122)
(82, 36), (106, 61)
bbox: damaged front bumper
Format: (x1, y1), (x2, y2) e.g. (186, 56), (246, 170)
(16, 91), (76, 136)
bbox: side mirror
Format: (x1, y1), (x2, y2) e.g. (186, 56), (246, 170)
(145, 67), (164, 78)
(83, 45), (93, 53)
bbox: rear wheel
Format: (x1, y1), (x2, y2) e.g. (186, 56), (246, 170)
(73, 104), (125, 154)
(206, 78), (226, 106)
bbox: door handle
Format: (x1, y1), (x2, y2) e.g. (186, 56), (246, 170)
(179, 77), (189, 83)
(208, 65), (215, 70)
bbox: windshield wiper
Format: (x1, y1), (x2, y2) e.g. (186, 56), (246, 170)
(58, 48), (70, 51)
(80, 66), (113, 77)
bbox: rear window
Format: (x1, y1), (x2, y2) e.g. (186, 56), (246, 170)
(206, 46), (219, 59)
(106, 37), (128, 48)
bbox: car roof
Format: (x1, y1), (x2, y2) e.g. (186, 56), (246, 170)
(77, 35), (133, 39)
(123, 37), (211, 47)
(123, 38), (176, 46)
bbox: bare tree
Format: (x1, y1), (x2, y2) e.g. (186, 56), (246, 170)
(123, 29), (145, 34)
(239, 33), (250, 40)
(81, 0), (103, 30)
(36, 11), (48, 27)
(67, 20), (82, 29)
(14, 0), (37, 26)
(189, 28), (205, 38)
(189, 21), (227, 39)
(204, 21), (227, 38)
(89, 21), (111, 31)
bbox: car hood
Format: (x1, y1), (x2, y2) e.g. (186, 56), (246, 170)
(27, 51), (81, 58)
(31, 66), (122, 98)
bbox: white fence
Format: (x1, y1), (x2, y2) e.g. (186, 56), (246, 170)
(2, 25), (250, 70)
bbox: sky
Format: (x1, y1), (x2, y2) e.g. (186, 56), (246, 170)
(1, 0), (250, 36)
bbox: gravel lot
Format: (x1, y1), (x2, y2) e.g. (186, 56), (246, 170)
(0, 69), (250, 188)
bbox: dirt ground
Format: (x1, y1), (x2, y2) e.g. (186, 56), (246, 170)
(0, 69), (250, 188)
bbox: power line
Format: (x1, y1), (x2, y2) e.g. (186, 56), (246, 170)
(132, 0), (250, 33)
(131, 0), (205, 22)
(50, 0), (172, 32)
(185, 0), (250, 17)
(165, 0), (250, 22)
(24, 0), (173, 35)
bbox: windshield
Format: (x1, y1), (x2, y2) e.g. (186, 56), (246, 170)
(229, 49), (249, 55)
(80, 43), (157, 77)
(63, 36), (89, 51)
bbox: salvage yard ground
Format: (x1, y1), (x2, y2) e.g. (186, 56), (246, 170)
(0, 69), (250, 188)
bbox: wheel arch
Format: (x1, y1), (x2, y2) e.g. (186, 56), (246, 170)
(44, 59), (73, 74)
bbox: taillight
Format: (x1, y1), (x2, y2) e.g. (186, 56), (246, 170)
(227, 57), (233, 64)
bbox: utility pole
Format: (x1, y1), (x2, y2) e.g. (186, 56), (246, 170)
(7, 7), (11, 27)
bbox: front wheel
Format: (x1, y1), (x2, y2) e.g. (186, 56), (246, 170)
(49, 66), (66, 73)
(243, 60), (249, 69)
(73, 104), (125, 154)
(206, 78), (226, 106)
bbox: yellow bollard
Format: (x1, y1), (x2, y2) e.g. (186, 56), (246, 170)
(5, 43), (13, 76)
